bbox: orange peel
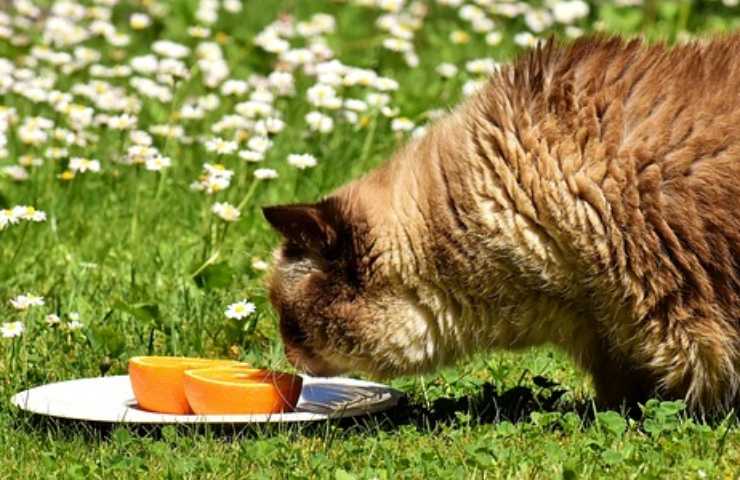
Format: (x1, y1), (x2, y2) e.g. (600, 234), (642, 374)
(183, 365), (303, 415)
(128, 356), (242, 414)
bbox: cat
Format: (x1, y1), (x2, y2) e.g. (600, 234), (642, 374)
(263, 35), (740, 415)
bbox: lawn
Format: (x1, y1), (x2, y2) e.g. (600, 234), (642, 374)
(1, 0), (739, 478)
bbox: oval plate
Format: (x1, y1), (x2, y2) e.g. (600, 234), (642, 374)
(11, 375), (402, 424)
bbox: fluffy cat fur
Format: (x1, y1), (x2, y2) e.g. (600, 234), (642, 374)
(264, 35), (740, 415)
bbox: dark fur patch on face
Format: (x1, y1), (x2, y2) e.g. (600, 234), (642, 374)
(264, 196), (370, 375)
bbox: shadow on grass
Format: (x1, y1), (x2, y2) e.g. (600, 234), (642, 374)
(374, 378), (582, 428)
(10, 375), (593, 440)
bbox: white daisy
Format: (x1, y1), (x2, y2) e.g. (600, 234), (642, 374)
(10, 293), (44, 310)
(1, 321), (24, 338)
(225, 300), (256, 319)
(287, 153), (317, 170)
(69, 157), (101, 173)
(212, 202), (240, 222)
(254, 168), (278, 180)
(436, 63), (458, 78)
(239, 150), (264, 162)
(391, 117), (415, 132)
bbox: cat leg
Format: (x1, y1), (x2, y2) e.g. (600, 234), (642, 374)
(587, 345), (655, 414)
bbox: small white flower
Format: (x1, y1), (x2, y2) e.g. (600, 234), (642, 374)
(381, 106), (400, 118)
(565, 26), (584, 38)
(268, 71), (295, 96)
(287, 153), (317, 170)
(436, 63), (458, 78)
(471, 16), (495, 33)
(344, 99), (368, 112)
(343, 67), (377, 87)
(525, 9), (554, 33)
(449, 30), (471, 45)
(68, 312), (80, 321)
(412, 126), (427, 138)
(45, 314), (61, 326)
(239, 150), (264, 162)
(0, 209), (16, 229)
(459, 5), (485, 22)
(305, 111), (334, 133)
(404, 52), (420, 68)
(221, 79), (249, 96)
(485, 31), (503, 46)
(254, 30), (290, 54)
(69, 157), (101, 173)
(251, 258), (270, 271)
(67, 319), (83, 330)
(258, 117), (285, 135)
(236, 100), (273, 119)
(203, 176), (230, 193)
(514, 31), (539, 48)
(254, 168), (278, 180)
(462, 79), (485, 96)
(343, 110), (359, 124)
(373, 77), (399, 92)
(391, 117), (415, 132)
(378, 0), (405, 13)
(14, 206), (46, 222)
(203, 163), (234, 179)
(223, 0), (242, 13)
(129, 13), (151, 30)
(107, 114), (137, 130)
(152, 40), (190, 59)
(145, 155), (172, 172)
(188, 26), (211, 38)
(212, 202), (240, 222)
(466, 58), (498, 75)
(205, 137), (238, 155)
(552, 1), (590, 24)
(247, 136), (273, 154)
(2, 165), (29, 181)
(130, 130), (152, 146)
(281, 48), (316, 66)
(225, 300), (256, 319)
(307, 83), (342, 109)
(10, 293), (44, 310)
(383, 37), (413, 53)
(366, 93), (390, 108)
(130, 54), (158, 74)
(1, 321), (24, 338)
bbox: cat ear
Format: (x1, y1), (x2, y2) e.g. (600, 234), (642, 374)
(262, 203), (338, 253)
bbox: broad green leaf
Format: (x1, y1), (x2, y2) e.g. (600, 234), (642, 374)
(596, 411), (627, 436)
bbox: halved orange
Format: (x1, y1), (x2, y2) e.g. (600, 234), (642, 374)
(128, 356), (243, 414)
(183, 365), (303, 415)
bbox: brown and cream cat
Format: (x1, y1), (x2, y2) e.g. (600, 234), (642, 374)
(263, 35), (740, 415)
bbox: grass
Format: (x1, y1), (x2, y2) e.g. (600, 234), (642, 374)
(1, 0), (740, 478)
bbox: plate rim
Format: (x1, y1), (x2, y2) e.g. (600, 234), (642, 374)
(10, 375), (402, 424)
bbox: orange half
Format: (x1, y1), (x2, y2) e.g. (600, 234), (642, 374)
(128, 356), (243, 414)
(183, 366), (303, 415)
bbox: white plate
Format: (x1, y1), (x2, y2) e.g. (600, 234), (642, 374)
(11, 375), (402, 424)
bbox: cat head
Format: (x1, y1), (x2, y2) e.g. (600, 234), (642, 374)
(263, 193), (437, 378)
